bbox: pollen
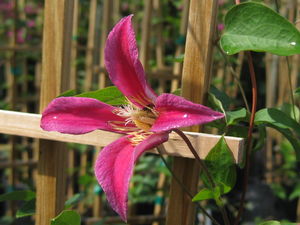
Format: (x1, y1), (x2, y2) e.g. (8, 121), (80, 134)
(128, 131), (153, 146)
(113, 102), (158, 132)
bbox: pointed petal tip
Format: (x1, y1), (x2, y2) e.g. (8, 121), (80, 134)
(151, 93), (225, 132)
(94, 136), (133, 223)
(104, 15), (157, 107)
(94, 133), (168, 222)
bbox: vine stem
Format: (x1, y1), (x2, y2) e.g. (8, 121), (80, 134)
(172, 129), (231, 225)
(156, 145), (221, 225)
(173, 129), (216, 188)
(234, 51), (257, 225)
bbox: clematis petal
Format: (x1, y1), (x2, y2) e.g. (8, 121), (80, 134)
(94, 132), (168, 221)
(41, 97), (134, 134)
(151, 93), (224, 132)
(105, 15), (157, 108)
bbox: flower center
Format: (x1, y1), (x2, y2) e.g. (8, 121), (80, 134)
(131, 108), (157, 131)
(114, 103), (158, 132)
(110, 103), (158, 145)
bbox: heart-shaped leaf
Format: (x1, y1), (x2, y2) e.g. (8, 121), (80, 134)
(255, 108), (300, 160)
(220, 2), (300, 56)
(194, 137), (237, 202)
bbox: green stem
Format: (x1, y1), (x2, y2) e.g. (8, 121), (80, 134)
(156, 145), (221, 225)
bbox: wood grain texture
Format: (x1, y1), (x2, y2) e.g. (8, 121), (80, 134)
(98, 0), (112, 89)
(0, 110), (243, 163)
(171, 0), (190, 92)
(70, 0), (79, 90)
(84, 0), (97, 91)
(166, 1), (218, 225)
(36, 0), (74, 224)
(140, 0), (153, 68)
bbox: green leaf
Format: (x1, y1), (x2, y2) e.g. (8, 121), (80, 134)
(0, 190), (35, 202)
(220, 2), (300, 56)
(226, 108), (247, 126)
(195, 137), (236, 202)
(171, 88), (181, 96)
(255, 108), (300, 160)
(258, 221), (281, 225)
(75, 86), (126, 105)
(192, 183), (231, 202)
(280, 140), (296, 166)
(295, 87), (300, 95)
(193, 188), (217, 202)
(78, 174), (95, 187)
(255, 108), (300, 135)
(208, 92), (226, 115)
(280, 221), (297, 225)
(270, 183), (287, 200)
(16, 199), (35, 218)
(64, 193), (84, 209)
(226, 125), (248, 138)
(252, 126), (266, 152)
(289, 183), (300, 200)
(58, 89), (77, 97)
(51, 210), (81, 225)
(279, 103), (300, 122)
(209, 86), (232, 110)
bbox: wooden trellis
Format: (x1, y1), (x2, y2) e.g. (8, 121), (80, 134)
(0, 0), (245, 224)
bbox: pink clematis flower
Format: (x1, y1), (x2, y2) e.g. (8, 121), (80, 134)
(40, 15), (224, 221)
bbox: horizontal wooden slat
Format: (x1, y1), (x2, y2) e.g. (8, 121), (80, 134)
(0, 110), (244, 162)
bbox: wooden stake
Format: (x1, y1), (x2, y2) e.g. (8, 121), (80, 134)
(140, 0), (153, 68)
(70, 0), (79, 90)
(84, 0), (97, 91)
(98, 0), (112, 89)
(166, 1), (218, 225)
(170, 0), (190, 92)
(36, 1), (74, 224)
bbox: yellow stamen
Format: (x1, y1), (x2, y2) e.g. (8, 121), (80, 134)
(128, 131), (153, 146)
(110, 98), (159, 145)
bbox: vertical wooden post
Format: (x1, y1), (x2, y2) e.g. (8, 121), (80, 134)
(70, 0), (79, 90)
(171, 0), (190, 92)
(98, 0), (112, 89)
(36, 1), (74, 224)
(140, 0), (153, 68)
(166, 1), (218, 225)
(84, 0), (97, 91)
